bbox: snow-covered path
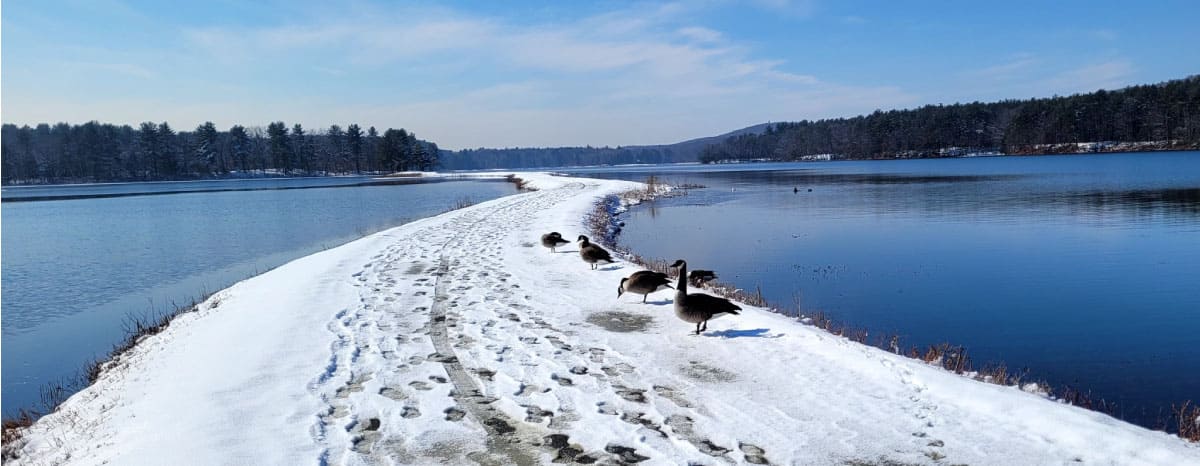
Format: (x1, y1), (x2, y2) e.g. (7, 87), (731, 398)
(13, 174), (1198, 465)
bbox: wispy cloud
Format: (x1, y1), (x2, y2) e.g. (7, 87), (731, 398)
(748, 0), (818, 17)
(963, 54), (1040, 80)
(1088, 29), (1118, 41)
(677, 26), (724, 43)
(171, 3), (908, 147)
(1042, 60), (1136, 94)
(65, 61), (159, 79)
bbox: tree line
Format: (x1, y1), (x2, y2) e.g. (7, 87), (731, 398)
(700, 75), (1200, 163)
(1, 121), (439, 185)
(438, 145), (692, 170)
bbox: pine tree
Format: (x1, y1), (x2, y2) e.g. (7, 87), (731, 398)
(138, 122), (159, 178)
(229, 125), (250, 173)
(156, 122), (178, 177)
(194, 121), (220, 175)
(267, 121), (290, 173)
(292, 123), (310, 173)
(366, 126), (379, 172)
(327, 124), (345, 173)
(346, 124), (363, 174)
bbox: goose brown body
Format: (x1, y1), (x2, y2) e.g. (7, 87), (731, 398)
(576, 235), (614, 270)
(618, 271), (673, 303)
(670, 260), (740, 334)
(540, 232), (570, 252)
(688, 269), (718, 286)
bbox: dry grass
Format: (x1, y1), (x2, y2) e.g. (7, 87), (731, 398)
(587, 180), (1199, 443)
(0, 294), (212, 455)
(440, 196), (476, 213)
(380, 172), (425, 178)
(504, 174), (534, 191)
(1166, 401), (1200, 442)
(2, 411), (36, 459)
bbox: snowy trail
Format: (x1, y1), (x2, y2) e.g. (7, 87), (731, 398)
(12, 173), (1198, 465)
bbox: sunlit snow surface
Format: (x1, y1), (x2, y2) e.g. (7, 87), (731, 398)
(13, 173), (1197, 465)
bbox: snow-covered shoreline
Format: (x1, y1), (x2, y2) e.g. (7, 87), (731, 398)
(9, 173), (1197, 465)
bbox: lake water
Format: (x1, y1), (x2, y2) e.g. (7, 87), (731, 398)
(1, 176), (516, 415)
(568, 152), (1200, 428)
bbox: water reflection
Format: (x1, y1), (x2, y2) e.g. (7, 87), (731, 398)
(569, 152), (1200, 428)
(1, 179), (516, 415)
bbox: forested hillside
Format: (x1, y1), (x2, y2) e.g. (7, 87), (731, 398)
(6, 77), (1198, 183)
(1, 121), (439, 185)
(439, 146), (684, 170)
(438, 123), (772, 170)
(701, 76), (1200, 163)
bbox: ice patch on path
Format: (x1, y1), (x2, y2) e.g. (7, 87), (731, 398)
(11, 172), (1199, 465)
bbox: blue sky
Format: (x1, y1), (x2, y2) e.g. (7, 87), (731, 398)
(3, 0), (1198, 149)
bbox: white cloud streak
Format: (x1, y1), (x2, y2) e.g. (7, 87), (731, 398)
(9, 2), (914, 148)
(171, 3), (914, 147)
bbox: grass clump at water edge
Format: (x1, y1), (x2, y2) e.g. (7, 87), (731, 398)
(1, 292), (220, 461)
(588, 180), (1200, 443)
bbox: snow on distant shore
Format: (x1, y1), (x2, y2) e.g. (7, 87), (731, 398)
(10, 173), (1197, 465)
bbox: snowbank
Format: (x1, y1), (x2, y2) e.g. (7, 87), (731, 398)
(10, 173), (1197, 465)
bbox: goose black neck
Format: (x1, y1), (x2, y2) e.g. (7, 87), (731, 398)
(676, 261), (687, 294)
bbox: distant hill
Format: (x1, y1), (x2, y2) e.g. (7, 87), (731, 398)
(438, 123), (772, 170)
(624, 122), (773, 161)
(445, 76), (1200, 170)
(701, 76), (1200, 163)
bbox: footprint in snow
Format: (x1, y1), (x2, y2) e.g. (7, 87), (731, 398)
(542, 434), (586, 463)
(604, 444), (649, 463)
(400, 406), (421, 418)
(596, 402), (618, 416)
(514, 383), (539, 397)
(427, 352), (458, 364)
(524, 405), (554, 423)
(551, 374), (574, 386)
(409, 380), (433, 391)
(612, 385), (647, 403)
(379, 387), (407, 401)
(653, 385), (693, 408)
(350, 419), (382, 454)
(738, 443), (770, 464)
(473, 368), (496, 381)
(443, 406), (466, 422)
(620, 411), (667, 438)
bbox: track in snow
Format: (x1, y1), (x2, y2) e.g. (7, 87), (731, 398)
(307, 182), (773, 464)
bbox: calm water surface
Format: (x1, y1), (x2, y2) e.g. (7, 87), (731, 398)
(569, 152), (1200, 427)
(2, 177), (515, 414)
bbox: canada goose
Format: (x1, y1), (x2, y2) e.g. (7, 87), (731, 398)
(619, 271), (674, 303)
(541, 232), (570, 252)
(688, 269), (718, 286)
(669, 259), (740, 334)
(576, 235), (614, 270)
